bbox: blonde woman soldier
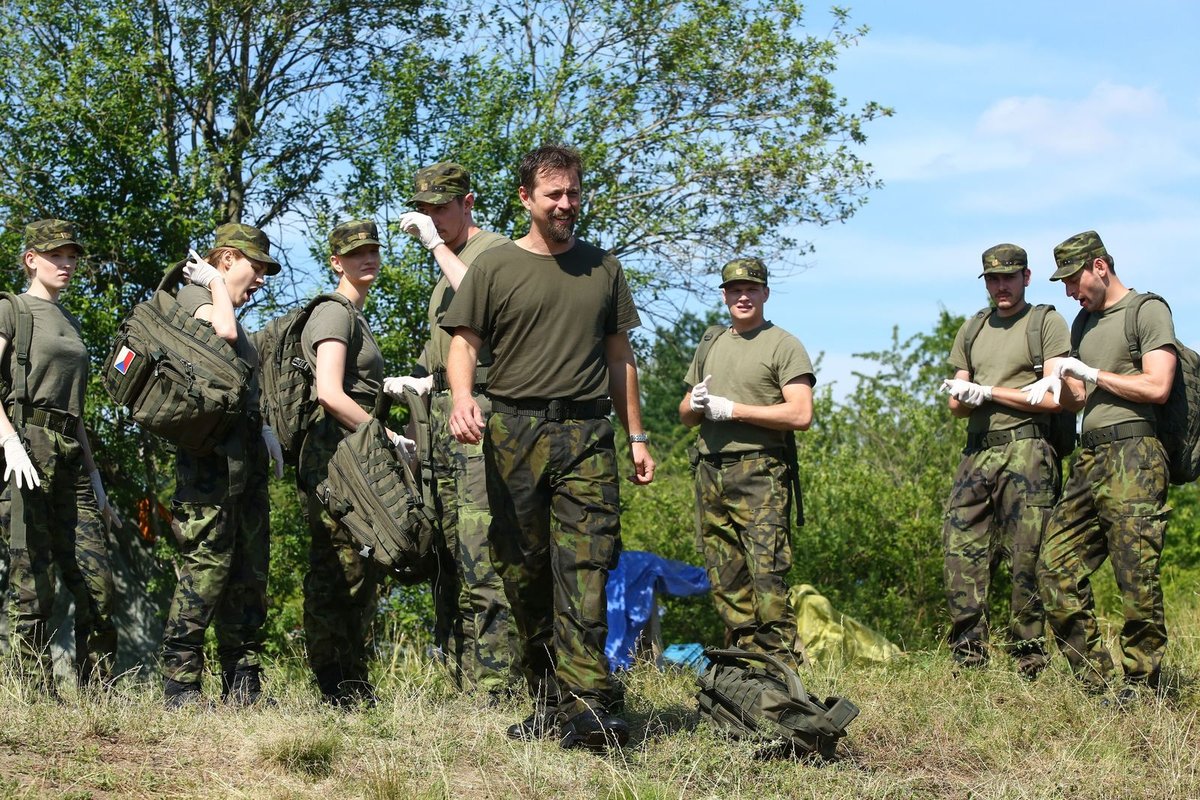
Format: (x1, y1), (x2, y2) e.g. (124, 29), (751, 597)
(160, 223), (284, 708)
(0, 219), (119, 691)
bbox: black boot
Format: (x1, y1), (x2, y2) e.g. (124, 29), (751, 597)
(224, 666), (273, 707)
(163, 678), (209, 710)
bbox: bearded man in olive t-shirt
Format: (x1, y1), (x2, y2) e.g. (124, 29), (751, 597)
(1025, 230), (1177, 702)
(678, 257), (814, 671)
(441, 145), (654, 751)
(939, 243), (1074, 678)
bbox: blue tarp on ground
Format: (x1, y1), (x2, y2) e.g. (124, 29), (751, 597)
(605, 550), (709, 670)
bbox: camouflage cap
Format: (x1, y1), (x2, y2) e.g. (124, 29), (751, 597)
(720, 257), (768, 287)
(1051, 230), (1107, 281)
(214, 222), (281, 275)
(23, 219), (83, 255)
(330, 219), (381, 256)
(978, 243), (1028, 277)
(408, 162), (471, 206)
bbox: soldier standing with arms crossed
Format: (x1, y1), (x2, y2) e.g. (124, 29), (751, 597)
(442, 145), (654, 750)
(939, 244), (1073, 677)
(679, 257), (814, 670)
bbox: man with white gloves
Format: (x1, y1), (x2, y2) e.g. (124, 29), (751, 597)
(939, 243), (1076, 678)
(384, 162), (518, 695)
(1032, 230), (1176, 702)
(679, 257), (814, 670)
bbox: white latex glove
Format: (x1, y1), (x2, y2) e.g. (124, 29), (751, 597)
(1055, 356), (1099, 384)
(183, 248), (221, 288)
(1, 432), (40, 490)
(704, 394), (734, 422)
(940, 378), (993, 407)
(689, 375), (712, 413)
(261, 424), (285, 479)
(89, 469), (123, 529)
(398, 211), (445, 251)
(387, 429), (418, 462)
(383, 375), (435, 399)
(1021, 375), (1062, 406)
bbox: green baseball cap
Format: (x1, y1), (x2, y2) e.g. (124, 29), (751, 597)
(23, 219), (83, 255)
(408, 162), (471, 206)
(979, 243), (1027, 277)
(1051, 230), (1107, 281)
(720, 257), (768, 287)
(330, 219), (381, 256)
(214, 223), (281, 275)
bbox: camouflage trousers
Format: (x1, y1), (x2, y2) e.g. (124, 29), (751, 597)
(1038, 436), (1169, 689)
(0, 424), (115, 686)
(429, 391), (518, 693)
(942, 437), (1059, 667)
(299, 415), (383, 693)
(485, 412), (621, 719)
(694, 451), (804, 669)
(160, 435), (270, 685)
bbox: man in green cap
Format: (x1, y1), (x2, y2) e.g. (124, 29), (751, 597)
(384, 162), (519, 696)
(938, 243), (1073, 677)
(1024, 230), (1176, 702)
(678, 256), (814, 671)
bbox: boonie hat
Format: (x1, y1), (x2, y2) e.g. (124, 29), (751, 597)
(24, 219), (83, 255)
(720, 257), (768, 287)
(214, 223), (281, 275)
(979, 243), (1027, 277)
(330, 220), (382, 256)
(1051, 230), (1107, 281)
(408, 162), (471, 206)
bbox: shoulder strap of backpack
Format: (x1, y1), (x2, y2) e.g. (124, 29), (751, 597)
(960, 307), (991, 377)
(1122, 291), (1170, 367)
(694, 324), (728, 377)
(1069, 308), (1089, 358)
(156, 258), (188, 293)
(1025, 304), (1052, 379)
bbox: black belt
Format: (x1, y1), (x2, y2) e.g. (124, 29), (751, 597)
(698, 448), (784, 469)
(1081, 420), (1156, 449)
(490, 397), (612, 421)
(965, 423), (1045, 453)
(15, 407), (78, 437)
(432, 366), (490, 393)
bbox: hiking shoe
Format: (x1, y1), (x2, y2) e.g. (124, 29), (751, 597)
(163, 679), (210, 711)
(506, 711), (557, 741)
(559, 708), (629, 751)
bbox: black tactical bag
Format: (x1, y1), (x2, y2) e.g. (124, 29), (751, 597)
(697, 647), (859, 760)
(102, 263), (249, 455)
(315, 415), (437, 584)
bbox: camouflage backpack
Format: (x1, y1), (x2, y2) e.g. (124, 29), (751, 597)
(961, 304), (1078, 459)
(315, 405), (437, 584)
(1070, 292), (1200, 485)
(254, 293), (361, 465)
(102, 263), (250, 455)
(696, 647), (859, 760)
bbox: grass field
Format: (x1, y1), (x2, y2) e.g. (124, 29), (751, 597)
(2, 593), (1198, 799)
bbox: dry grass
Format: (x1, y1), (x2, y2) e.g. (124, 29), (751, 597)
(2, 596), (1199, 799)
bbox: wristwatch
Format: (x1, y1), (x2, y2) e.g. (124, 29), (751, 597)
(627, 433), (649, 444)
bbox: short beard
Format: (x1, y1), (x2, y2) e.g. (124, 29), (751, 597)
(545, 216), (575, 243)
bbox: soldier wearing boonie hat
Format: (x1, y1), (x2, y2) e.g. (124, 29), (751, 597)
(938, 242), (1071, 678)
(386, 161), (519, 697)
(1032, 230), (1177, 701)
(680, 255), (815, 675)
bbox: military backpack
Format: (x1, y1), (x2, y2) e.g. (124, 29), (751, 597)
(102, 263), (250, 455)
(696, 647), (859, 760)
(961, 304), (1078, 459)
(254, 293), (361, 465)
(1070, 292), (1200, 484)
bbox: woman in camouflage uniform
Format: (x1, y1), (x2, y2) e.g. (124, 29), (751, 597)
(159, 223), (283, 708)
(0, 219), (119, 691)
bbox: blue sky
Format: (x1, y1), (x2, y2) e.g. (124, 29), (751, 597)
(752, 2), (1200, 397)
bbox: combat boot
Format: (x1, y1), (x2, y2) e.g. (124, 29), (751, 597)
(223, 666), (274, 707)
(163, 678), (210, 710)
(314, 664), (376, 709)
(506, 709), (558, 741)
(559, 707), (630, 751)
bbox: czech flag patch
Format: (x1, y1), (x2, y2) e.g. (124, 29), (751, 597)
(113, 345), (137, 375)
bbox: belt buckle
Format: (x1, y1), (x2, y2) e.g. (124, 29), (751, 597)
(546, 399), (565, 422)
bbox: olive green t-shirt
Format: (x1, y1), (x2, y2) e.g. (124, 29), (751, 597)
(440, 239), (641, 401)
(423, 230), (510, 373)
(683, 322), (815, 455)
(947, 304), (1071, 434)
(0, 294), (88, 417)
(300, 297), (384, 409)
(177, 284), (262, 414)
(1076, 291), (1176, 434)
